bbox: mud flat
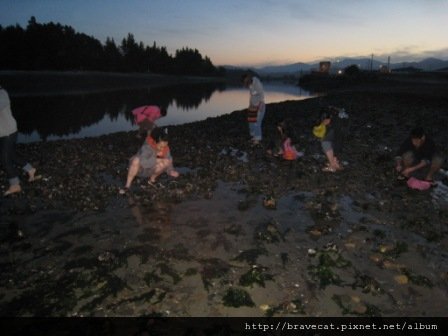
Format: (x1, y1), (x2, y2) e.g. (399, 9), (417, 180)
(0, 76), (448, 317)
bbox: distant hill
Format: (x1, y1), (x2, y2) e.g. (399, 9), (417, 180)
(257, 62), (312, 74)
(228, 57), (448, 75)
(395, 58), (448, 71)
(325, 58), (383, 71)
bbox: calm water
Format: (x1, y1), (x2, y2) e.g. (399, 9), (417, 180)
(14, 82), (315, 143)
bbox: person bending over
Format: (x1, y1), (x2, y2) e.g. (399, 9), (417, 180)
(395, 127), (443, 182)
(132, 105), (167, 138)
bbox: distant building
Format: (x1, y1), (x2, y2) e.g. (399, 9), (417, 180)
(319, 61), (331, 73)
(379, 65), (390, 73)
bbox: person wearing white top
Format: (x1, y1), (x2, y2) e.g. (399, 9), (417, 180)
(242, 74), (266, 145)
(0, 86), (38, 196)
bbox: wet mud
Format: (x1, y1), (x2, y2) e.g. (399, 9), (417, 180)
(1, 79), (448, 316)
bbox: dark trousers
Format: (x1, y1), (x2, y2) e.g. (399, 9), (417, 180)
(0, 132), (27, 179)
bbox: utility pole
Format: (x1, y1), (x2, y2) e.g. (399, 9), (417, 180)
(370, 54), (374, 71)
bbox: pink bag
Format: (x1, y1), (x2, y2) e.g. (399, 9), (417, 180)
(407, 177), (432, 191)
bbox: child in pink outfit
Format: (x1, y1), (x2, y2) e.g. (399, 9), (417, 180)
(267, 119), (303, 160)
(131, 105), (167, 137)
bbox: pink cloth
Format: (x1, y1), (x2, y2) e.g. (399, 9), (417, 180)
(282, 138), (299, 160)
(407, 177), (432, 191)
(132, 105), (161, 124)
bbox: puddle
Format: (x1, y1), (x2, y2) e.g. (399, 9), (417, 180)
(432, 181), (448, 209)
(0, 181), (447, 317)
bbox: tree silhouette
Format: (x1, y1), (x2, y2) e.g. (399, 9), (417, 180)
(344, 64), (360, 76)
(103, 38), (122, 72)
(0, 17), (224, 77)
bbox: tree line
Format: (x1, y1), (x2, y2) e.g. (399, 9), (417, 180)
(0, 17), (225, 76)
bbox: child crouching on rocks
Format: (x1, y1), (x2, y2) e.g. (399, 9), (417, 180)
(120, 127), (179, 194)
(313, 108), (343, 173)
(268, 119), (303, 160)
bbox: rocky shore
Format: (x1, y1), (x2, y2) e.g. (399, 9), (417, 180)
(1, 76), (447, 317)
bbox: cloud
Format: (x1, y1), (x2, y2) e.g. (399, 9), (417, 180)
(284, 0), (364, 26)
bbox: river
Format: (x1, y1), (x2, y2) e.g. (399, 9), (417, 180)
(12, 81), (315, 143)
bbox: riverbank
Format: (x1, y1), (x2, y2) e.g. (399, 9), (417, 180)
(0, 70), (225, 96)
(1, 77), (448, 317)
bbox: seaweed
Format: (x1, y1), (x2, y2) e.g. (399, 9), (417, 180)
(239, 266), (273, 288)
(184, 268), (198, 276)
(308, 263), (342, 289)
(79, 274), (131, 313)
(118, 289), (157, 305)
(2, 271), (87, 316)
(383, 242), (408, 259)
(351, 272), (384, 295)
(113, 288), (166, 307)
(144, 271), (163, 286)
(254, 220), (284, 243)
(308, 251), (351, 289)
(363, 303), (382, 317)
(163, 244), (193, 261)
(222, 288), (255, 308)
(156, 262), (182, 284)
(106, 274), (130, 297)
(401, 268), (433, 288)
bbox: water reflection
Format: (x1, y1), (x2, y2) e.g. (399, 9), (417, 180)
(14, 82), (314, 143)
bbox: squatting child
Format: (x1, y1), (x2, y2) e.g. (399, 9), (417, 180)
(120, 127), (179, 194)
(268, 119), (303, 161)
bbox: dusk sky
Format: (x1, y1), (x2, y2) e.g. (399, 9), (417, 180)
(1, 0), (447, 67)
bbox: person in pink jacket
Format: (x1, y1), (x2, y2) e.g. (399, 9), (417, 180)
(132, 105), (167, 138)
